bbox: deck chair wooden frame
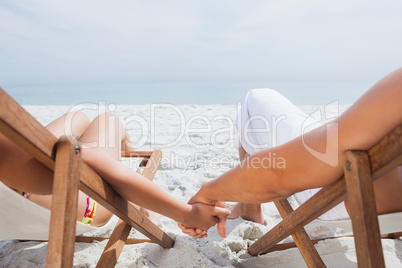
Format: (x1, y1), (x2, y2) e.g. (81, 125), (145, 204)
(248, 123), (402, 268)
(0, 87), (174, 267)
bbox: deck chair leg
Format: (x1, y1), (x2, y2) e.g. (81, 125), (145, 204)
(344, 151), (385, 268)
(96, 219), (131, 268)
(47, 138), (82, 268)
(274, 199), (326, 268)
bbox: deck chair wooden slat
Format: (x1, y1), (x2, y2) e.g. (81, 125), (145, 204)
(249, 175), (347, 256)
(121, 151), (154, 158)
(274, 199), (325, 267)
(261, 232), (402, 254)
(75, 236), (152, 244)
(0, 88), (174, 266)
(344, 150), (385, 268)
(249, 123), (402, 267)
(47, 137), (82, 267)
(96, 218), (132, 268)
(368, 124), (402, 178)
(0, 88), (57, 170)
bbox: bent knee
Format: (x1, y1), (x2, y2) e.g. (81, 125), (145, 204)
(94, 112), (119, 121)
(69, 111), (90, 125)
(246, 88), (289, 107)
(93, 112), (126, 135)
(65, 111), (91, 136)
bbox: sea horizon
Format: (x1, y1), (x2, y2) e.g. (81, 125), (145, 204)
(3, 80), (372, 106)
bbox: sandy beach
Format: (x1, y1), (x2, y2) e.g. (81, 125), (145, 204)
(0, 103), (401, 268)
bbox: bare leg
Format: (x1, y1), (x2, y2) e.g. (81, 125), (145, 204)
(7, 111), (113, 226)
(77, 112), (130, 226)
(30, 112), (160, 226)
(345, 166), (402, 216)
(81, 114), (162, 223)
(78, 112), (163, 225)
(0, 112), (125, 227)
(373, 167), (402, 214)
(0, 111), (90, 194)
(227, 143), (265, 224)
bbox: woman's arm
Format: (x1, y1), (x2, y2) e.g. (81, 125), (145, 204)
(82, 148), (230, 234)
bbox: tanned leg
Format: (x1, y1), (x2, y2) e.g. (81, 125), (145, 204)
(10, 112), (96, 224)
(0, 111), (122, 227)
(345, 166), (402, 216)
(0, 111), (90, 194)
(29, 112), (141, 226)
(78, 112), (161, 225)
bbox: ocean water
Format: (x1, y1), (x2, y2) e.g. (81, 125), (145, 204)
(3, 80), (372, 106)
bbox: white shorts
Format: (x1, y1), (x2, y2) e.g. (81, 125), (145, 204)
(235, 88), (350, 221)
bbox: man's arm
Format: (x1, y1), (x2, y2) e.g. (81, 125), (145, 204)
(192, 67), (402, 205)
(180, 67), (402, 237)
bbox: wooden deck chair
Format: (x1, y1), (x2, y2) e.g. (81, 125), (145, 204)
(248, 123), (402, 268)
(0, 87), (174, 267)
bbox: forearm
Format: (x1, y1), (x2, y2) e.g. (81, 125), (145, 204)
(82, 149), (191, 224)
(110, 170), (191, 224)
(195, 124), (345, 204)
(196, 155), (289, 204)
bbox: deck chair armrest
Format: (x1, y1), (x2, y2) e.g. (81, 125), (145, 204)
(122, 150), (161, 167)
(121, 150), (153, 158)
(122, 150), (162, 174)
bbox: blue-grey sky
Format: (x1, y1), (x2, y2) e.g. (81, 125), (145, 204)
(0, 0), (401, 104)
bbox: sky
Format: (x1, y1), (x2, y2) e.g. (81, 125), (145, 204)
(0, 0), (401, 104)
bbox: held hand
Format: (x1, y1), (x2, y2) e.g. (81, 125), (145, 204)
(190, 192), (229, 238)
(178, 223), (207, 238)
(179, 192), (229, 238)
(180, 203), (230, 238)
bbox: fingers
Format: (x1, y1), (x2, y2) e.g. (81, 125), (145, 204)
(212, 206), (231, 217)
(177, 223), (186, 232)
(178, 223), (197, 237)
(212, 205), (229, 238)
(217, 217), (227, 238)
(215, 201), (227, 209)
(194, 228), (207, 238)
(198, 229), (208, 238)
(178, 223), (208, 238)
(179, 202), (230, 239)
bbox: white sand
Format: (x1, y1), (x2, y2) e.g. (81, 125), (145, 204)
(1, 103), (401, 267)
